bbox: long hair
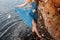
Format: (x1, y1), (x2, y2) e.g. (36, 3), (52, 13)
(27, 0), (39, 6)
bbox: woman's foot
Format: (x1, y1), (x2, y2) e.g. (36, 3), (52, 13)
(32, 20), (41, 38)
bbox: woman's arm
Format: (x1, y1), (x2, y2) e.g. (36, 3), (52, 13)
(16, 0), (31, 7)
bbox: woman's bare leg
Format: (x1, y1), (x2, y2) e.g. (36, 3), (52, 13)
(32, 20), (41, 38)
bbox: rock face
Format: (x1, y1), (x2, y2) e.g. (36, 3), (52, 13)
(52, 0), (60, 7)
(38, 0), (60, 40)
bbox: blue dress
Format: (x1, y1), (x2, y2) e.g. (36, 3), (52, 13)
(15, 2), (38, 28)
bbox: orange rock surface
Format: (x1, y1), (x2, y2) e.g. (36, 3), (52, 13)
(38, 0), (60, 40)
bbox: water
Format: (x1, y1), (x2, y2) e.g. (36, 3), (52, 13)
(0, 0), (25, 13)
(0, 0), (32, 40)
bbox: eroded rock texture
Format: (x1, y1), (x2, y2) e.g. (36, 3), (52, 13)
(38, 0), (60, 40)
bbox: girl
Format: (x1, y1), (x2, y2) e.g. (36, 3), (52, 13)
(16, 0), (41, 38)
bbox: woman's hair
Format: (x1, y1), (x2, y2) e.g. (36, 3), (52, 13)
(27, 0), (32, 3)
(27, 0), (39, 6)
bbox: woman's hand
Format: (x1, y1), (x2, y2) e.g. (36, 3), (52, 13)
(16, 5), (21, 8)
(16, 3), (27, 8)
(16, 4), (24, 8)
(16, 0), (30, 8)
